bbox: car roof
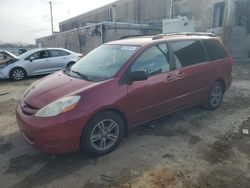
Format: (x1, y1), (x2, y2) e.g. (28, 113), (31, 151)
(107, 32), (218, 46)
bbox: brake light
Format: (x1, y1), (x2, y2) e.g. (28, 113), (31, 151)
(228, 57), (234, 64)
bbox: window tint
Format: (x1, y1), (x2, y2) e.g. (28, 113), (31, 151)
(171, 40), (207, 68)
(50, 50), (70, 57)
(131, 44), (170, 77)
(30, 50), (50, 60)
(202, 39), (228, 61)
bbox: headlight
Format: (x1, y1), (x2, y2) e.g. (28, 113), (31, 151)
(35, 96), (81, 117)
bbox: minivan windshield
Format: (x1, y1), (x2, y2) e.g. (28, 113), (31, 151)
(69, 44), (139, 81)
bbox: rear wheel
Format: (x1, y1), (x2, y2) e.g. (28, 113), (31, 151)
(205, 81), (224, 110)
(80, 111), (124, 157)
(66, 62), (75, 70)
(10, 68), (26, 81)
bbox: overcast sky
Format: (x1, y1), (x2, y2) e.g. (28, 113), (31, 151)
(0, 0), (117, 44)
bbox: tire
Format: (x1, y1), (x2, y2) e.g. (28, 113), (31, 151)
(80, 111), (125, 157)
(9, 68), (26, 81)
(205, 81), (224, 111)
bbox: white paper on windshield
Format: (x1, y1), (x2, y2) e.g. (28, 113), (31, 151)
(121, 46), (137, 51)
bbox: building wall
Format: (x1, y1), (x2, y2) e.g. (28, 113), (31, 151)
(38, 0), (250, 59)
(173, 0), (213, 30)
(59, 0), (172, 32)
(228, 0), (250, 59)
(37, 23), (161, 55)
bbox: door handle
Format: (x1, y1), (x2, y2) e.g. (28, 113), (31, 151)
(176, 72), (185, 78)
(166, 75), (175, 82)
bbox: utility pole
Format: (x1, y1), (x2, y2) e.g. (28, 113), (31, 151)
(49, 1), (54, 34)
(170, 0), (173, 19)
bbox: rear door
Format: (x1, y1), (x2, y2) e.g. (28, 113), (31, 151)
(128, 43), (178, 125)
(202, 39), (232, 90)
(49, 49), (71, 71)
(169, 39), (214, 106)
(27, 50), (52, 75)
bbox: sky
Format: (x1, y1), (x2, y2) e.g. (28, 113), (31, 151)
(0, 0), (117, 44)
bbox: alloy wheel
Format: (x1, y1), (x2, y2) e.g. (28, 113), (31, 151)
(210, 86), (223, 107)
(12, 69), (25, 80)
(90, 119), (119, 151)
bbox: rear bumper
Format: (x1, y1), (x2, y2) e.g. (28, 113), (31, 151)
(16, 101), (89, 154)
(225, 75), (233, 91)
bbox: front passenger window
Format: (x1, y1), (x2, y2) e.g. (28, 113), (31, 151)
(131, 44), (170, 77)
(30, 50), (49, 60)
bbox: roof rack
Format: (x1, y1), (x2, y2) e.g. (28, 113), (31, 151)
(120, 34), (156, 40)
(152, 32), (216, 40)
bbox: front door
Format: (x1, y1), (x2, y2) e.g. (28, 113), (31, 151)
(128, 44), (177, 126)
(27, 50), (52, 75)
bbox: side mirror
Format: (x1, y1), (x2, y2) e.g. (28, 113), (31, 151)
(130, 70), (148, 82)
(29, 56), (35, 62)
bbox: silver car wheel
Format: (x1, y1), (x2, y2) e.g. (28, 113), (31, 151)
(12, 69), (25, 80)
(90, 119), (119, 151)
(210, 86), (223, 107)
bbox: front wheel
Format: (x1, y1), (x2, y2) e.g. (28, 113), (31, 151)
(80, 111), (125, 157)
(205, 81), (224, 110)
(10, 68), (26, 81)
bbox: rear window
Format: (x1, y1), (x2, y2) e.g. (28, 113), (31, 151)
(171, 40), (207, 68)
(202, 39), (228, 61)
(50, 50), (70, 57)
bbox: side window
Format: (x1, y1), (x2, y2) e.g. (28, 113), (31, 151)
(202, 39), (228, 61)
(131, 44), (170, 77)
(30, 50), (50, 60)
(171, 40), (207, 68)
(50, 50), (70, 57)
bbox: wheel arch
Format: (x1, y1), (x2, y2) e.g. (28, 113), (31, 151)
(9, 66), (28, 78)
(67, 61), (76, 67)
(215, 78), (225, 91)
(81, 107), (129, 138)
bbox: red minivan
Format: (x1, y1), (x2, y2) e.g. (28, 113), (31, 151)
(16, 33), (233, 156)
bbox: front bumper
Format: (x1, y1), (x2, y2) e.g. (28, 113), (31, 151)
(16, 100), (89, 154)
(0, 67), (9, 79)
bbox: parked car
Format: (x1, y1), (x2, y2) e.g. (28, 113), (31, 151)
(0, 48), (82, 80)
(16, 33), (233, 156)
(18, 48), (27, 55)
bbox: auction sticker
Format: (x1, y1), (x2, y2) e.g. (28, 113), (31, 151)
(121, 46), (138, 51)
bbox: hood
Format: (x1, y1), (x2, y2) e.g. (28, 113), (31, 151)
(0, 51), (18, 65)
(23, 71), (102, 109)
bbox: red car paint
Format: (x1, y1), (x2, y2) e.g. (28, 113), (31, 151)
(16, 35), (233, 154)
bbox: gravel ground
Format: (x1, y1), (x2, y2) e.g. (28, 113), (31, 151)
(0, 63), (250, 188)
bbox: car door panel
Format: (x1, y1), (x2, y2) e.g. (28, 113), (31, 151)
(128, 71), (179, 125)
(27, 50), (52, 75)
(127, 44), (180, 126)
(49, 50), (71, 71)
(170, 40), (212, 107)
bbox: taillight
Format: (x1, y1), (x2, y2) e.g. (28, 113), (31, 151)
(228, 57), (234, 64)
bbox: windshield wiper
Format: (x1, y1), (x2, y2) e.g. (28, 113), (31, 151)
(72, 70), (90, 81)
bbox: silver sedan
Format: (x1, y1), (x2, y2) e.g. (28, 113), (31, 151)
(0, 48), (82, 80)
